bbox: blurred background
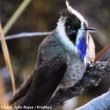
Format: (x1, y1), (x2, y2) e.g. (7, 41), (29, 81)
(0, 0), (110, 110)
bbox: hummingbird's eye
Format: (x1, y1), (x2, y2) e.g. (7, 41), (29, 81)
(65, 17), (81, 43)
(67, 25), (71, 29)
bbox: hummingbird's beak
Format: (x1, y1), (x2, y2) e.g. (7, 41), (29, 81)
(84, 27), (95, 32)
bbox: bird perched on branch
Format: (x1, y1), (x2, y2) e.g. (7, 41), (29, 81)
(9, 1), (95, 108)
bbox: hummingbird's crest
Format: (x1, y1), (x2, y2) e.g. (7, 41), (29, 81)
(66, 1), (88, 26)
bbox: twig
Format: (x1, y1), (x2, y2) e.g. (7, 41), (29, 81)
(0, 23), (16, 94)
(75, 89), (110, 110)
(0, 75), (10, 110)
(5, 32), (51, 40)
(3, 0), (32, 35)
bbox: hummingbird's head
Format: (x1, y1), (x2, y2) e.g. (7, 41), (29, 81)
(56, 0), (95, 64)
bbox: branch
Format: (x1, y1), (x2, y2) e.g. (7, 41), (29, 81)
(47, 61), (110, 108)
(0, 23), (16, 94)
(5, 32), (51, 40)
(3, 0), (32, 35)
(75, 89), (110, 110)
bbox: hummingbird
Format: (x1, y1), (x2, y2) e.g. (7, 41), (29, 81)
(9, 1), (95, 108)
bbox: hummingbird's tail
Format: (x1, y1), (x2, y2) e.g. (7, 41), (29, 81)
(9, 73), (33, 104)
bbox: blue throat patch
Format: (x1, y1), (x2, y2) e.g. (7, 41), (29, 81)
(77, 37), (87, 61)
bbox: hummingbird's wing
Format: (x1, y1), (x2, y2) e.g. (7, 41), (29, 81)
(19, 33), (67, 106)
(20, 56), (67, 106)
